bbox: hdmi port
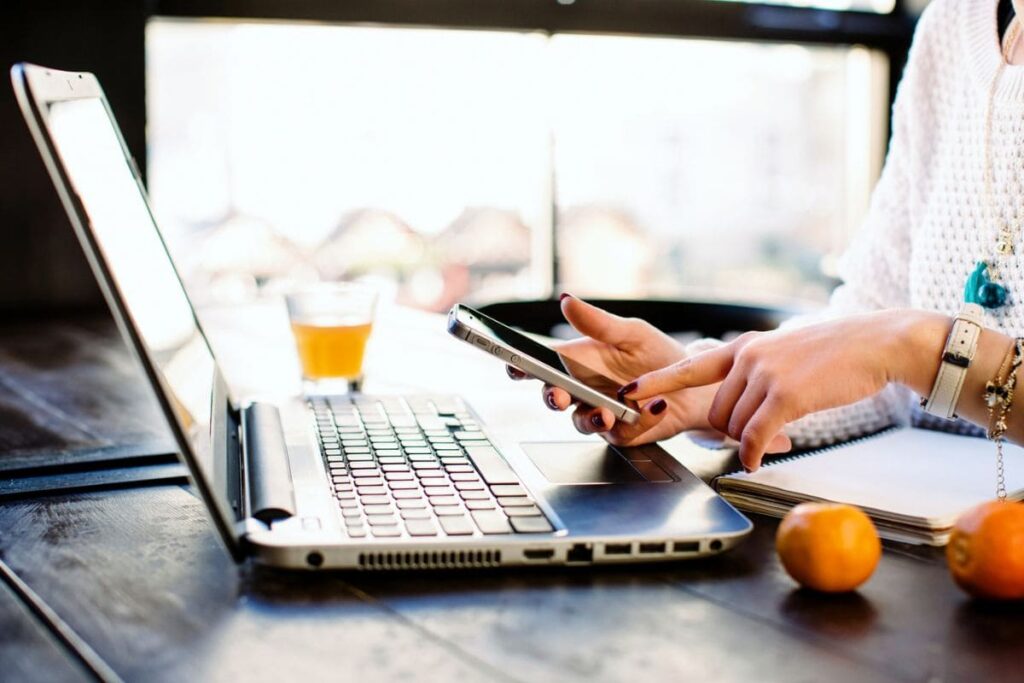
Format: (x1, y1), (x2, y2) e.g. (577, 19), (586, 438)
(524, 548), (555, 560)
(639, 542), (666, 554)
(604, 543), (632, 555)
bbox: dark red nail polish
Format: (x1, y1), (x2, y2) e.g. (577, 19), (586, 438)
(545, 393), (558, 410)
(591, 413), (604, 429)
(559, 292), (572, 301)
(649, 399), (668, 415)
(618, 381), (638, 400)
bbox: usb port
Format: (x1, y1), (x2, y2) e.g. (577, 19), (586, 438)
(673, 541), (700, 553)
(638, 542), (666, 554)
(524, 548), (555, 560)
(604, 543), (632, 555)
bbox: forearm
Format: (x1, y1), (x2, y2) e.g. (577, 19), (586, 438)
(893, 311), (1019, 443)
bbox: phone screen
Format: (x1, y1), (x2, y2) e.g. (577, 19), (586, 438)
(457, 306), (627, 402)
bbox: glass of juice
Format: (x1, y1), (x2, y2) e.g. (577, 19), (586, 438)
(284, 283), (378, 393)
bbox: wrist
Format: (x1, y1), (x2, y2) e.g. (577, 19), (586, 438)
(888, 309), (954, 393)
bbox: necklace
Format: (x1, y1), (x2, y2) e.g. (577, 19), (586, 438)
(971, 13), (1024, 309)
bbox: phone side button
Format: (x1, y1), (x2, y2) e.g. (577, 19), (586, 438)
(509, 354), (521, 364)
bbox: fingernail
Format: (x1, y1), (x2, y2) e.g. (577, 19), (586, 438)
(742, 465), (752, 474)
(591, 413), (604, 429)
(649, 399), (668, 415)
(617, 381), (638, 400)
(559, 292), (573, 301)
(545, 393), (558, 410)
(506, 366), (523, 379)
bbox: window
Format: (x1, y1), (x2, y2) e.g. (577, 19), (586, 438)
(146, 15), (890, 311)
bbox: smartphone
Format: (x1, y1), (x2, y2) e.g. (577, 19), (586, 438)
(447, 303), (642, 425)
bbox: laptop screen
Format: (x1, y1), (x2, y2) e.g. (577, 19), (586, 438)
(42, 93), (239, 539)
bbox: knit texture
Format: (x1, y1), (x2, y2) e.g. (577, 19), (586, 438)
(784, 0), (1024, 447)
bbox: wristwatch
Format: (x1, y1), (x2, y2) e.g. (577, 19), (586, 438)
(923, 303), (985, 420)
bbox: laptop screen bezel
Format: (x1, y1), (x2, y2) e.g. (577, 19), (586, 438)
(12, 63), (245, 561)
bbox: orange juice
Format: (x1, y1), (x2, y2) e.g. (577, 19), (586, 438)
(290, 319), (373, 380)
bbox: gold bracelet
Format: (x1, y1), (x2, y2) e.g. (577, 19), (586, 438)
(984, 337), (1024, 501)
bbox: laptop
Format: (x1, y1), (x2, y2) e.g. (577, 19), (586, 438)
(12, 63), (753, 570)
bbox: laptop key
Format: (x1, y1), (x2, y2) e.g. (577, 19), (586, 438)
(388, 480), (419, 490)
(405, 519), (439, 537)
(459, 490), (490, 500)
(504, 505), (543, 517)
(438, 515), (475, 536)
(355, 485), (387, 496)
(400, 509), (431, 520)
(360, 495), (391, 505)
(392, 489), (424, 500)
(428, 495), (459, 506)
(371, 527), (401, 537)
(510, 516), (554, 533)
(363, 504), (394, 515)
(416, 470), (445, 479)
(464, 446), (518, 485)
(346, 452), (374, 462)
(497, 496), (535, 507)
(454, 431), (488, 442)
(465, 499), (496, 511)
(367, 515), (399, 527)
(490, 484), (527, 497)
(471, 510), (512, 534)
(347, 527), (367, 538)
(396, 499), (427, 510)
(432, 505), (464, 516)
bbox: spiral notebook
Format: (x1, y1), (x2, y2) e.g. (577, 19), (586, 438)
(713, 428), (1024, 546)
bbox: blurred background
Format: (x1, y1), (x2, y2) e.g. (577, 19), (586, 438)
(3, 0), (932, 314)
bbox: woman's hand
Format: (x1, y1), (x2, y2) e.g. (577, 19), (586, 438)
(508, 295), (718, 446)
(622, 310), (936, 471)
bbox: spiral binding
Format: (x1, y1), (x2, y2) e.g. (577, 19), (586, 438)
(721, 426), (899, 478)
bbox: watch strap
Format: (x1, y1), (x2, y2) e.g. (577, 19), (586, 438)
(924, 304), (984, 419)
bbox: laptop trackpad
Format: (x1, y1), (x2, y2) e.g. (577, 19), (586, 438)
(520, 442), (648, 484)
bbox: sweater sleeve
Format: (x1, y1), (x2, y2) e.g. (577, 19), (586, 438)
(778, 18), (925, 448)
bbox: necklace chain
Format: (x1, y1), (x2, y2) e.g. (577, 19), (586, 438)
(983, 19), (1024, 278)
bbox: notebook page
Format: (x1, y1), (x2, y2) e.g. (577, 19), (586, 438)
(717, 429), (1024, 524)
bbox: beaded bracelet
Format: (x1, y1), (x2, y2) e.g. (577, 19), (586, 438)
(984, 337), (1024, 501)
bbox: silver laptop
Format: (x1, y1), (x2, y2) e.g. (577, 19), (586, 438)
(12, 63), (752, 570)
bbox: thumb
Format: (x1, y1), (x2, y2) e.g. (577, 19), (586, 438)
(560, 294), (641, 347)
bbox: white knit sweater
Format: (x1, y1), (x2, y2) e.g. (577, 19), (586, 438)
(784, 0), (1024, 447)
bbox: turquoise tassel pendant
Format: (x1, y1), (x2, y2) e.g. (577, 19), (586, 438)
(965, 261), (1008, 309)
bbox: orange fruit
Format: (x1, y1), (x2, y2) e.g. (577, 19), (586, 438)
(776, 502), (881, 593)
(946, 500), (1024, 601)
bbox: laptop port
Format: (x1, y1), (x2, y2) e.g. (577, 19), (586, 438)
(524, 548), (555, 561)
(709, 539), (724, 551)
(638, 542), (666, 554)
(673, 541), (700, 553)
(604, 543), (632, 556)
(566, 543), (593, 563)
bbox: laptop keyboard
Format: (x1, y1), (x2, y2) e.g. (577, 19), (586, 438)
(309, 396), (555, 539)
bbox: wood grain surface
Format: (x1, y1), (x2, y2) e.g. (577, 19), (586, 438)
(1, 312), (1023, 683)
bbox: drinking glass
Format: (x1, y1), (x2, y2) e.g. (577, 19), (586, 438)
(284, 283), (378, 393)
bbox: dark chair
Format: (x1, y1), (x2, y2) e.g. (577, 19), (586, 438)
(478, 298), (802, 339)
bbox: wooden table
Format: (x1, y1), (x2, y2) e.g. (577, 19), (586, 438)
(1, 306), (1022, 683)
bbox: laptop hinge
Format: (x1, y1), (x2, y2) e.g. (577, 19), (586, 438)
(240, 402), (297, 524)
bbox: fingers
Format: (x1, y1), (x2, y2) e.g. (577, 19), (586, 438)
(506, 365), (529, 380)
(624, 343), (738, 401)
(542, 385), (573, 411)
(571, 404), (615, 435)
(560, 294), (645, 347)
(737, 400), (789, 472)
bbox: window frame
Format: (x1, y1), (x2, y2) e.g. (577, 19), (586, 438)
(149, 0), (915, 299)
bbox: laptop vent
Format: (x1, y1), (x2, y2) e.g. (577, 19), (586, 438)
(357, 549), (502, 571)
